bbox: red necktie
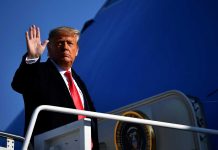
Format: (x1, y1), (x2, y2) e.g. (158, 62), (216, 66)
(64, 71), (86, 120)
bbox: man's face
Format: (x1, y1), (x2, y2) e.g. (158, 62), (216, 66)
(48, 32), (78, 69)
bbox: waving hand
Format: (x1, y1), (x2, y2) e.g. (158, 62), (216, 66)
(26, 25), (49, 58)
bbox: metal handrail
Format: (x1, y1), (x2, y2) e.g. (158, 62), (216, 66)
(22, 105), (218, 150)
(0, 131), (24, 142)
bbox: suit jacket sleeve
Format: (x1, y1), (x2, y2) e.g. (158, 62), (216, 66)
(11, 53), (41, 94)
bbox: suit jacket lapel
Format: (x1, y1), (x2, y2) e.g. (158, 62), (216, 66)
(46, 59), (76, 109)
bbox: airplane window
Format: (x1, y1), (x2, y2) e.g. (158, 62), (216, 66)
(103, 0), (121, 8)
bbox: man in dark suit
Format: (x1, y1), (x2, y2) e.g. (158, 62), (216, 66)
(11, 25), (99, 149)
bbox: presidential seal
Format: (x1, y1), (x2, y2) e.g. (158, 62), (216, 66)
(114, 111), (155, 150)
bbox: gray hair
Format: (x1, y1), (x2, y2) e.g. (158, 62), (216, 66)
(48, 26), (80, 42)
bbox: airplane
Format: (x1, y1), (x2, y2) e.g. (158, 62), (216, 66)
(74, 0), (218, 149)
(1, 0), (218, 149)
